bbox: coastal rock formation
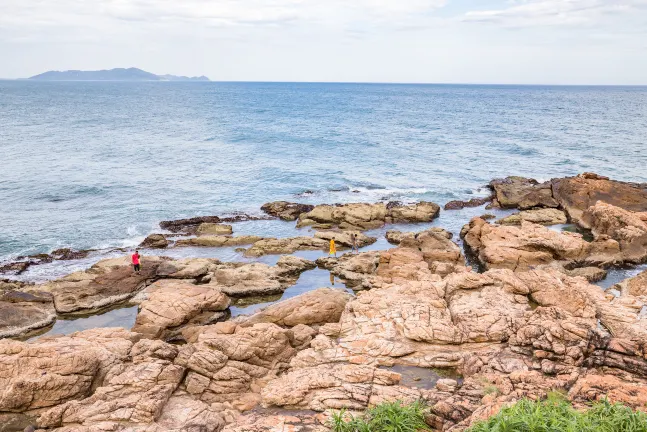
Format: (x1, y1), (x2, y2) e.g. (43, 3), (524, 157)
(489, 177), (558, 210)
(297, 201), (440, 230)
(244, 237), (328, 257)
(497, 208), (567, 226)
(131, 279), (230, 338)
(207, 256), (316, 297)
(261, 201), (315, 221)
(197, 223), (234, 236)
(0, 290), (56, 338)
(461, 217), (619, 271)
(160, 214), (268, 234)
(139, 233), (169, 249)
(39, 256), (162, 314)
(176, 235), (263, 247)
(444, 196), (492, 211)
(616, 269), (647, 297)
(242, 288), (352, 327)
(316, 251), (381, 289)
(313, 230), (376, 248)
(552, 173), (647, 224)
(156, 257), (220, 279)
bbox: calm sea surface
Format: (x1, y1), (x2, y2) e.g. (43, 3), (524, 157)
(1, 82), (646, 267)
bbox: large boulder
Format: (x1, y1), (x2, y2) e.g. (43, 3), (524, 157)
(497, 208), (567, 226)
(313, 230), (377, 248)
(243, 237), (328, 257)
(242, 288), (352, 327)
(489, 177), (558, 210)
(552, 173), (647, 225)
(40, 257), (162, 314)
(138, 234), (169, 249)
(0, 290), (56, 339)
(261, 201), (315, 221)
(131, 280), (230, 338)
(316, 251), (381, 289)
(616, 269), (647, 297)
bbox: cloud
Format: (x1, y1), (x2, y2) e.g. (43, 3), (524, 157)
(464, 0), (647, 27)
(0, 0), (449, 37)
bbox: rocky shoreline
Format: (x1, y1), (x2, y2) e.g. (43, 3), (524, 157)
(2, 172), (647, 431)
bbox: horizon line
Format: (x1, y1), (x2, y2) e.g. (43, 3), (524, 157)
(1, 78), (647, 87)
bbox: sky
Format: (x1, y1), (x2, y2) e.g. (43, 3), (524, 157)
(1, 0), (646, 84)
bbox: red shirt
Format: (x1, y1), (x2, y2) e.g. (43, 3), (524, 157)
(131, 253), (140, 265)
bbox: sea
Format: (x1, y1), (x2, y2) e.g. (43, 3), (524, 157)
(2, 81), (647, 283)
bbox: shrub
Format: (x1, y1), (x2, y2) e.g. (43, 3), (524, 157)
(468, 392), (647, 432)
(328, 400), (431, 432)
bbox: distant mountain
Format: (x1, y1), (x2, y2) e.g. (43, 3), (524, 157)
(28, 67), (210, 82)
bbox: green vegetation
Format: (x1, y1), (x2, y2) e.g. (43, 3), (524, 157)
(468, 392), (647, 432)
(328, 400), (431, 432)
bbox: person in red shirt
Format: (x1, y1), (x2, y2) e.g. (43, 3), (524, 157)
(132, 250), (141, 274)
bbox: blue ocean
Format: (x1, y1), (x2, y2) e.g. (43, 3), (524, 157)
(1, 81), (646, 280)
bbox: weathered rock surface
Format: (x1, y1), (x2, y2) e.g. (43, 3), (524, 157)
(131, 280), (230, 338)
(489, 177), (558, 210)
(552, 173), (647, 225)
(313, 230), (376, 248)
(243, 288), (352, 327)
(444, 196), (492, 211)
(616, 268), (647, 297)
(207, 256), (316, 297)
(261, 201), (315, 221)
(39, 257), (163, 314)
(462, 217), (619, 271)
(197, 223), (234, 236)
(316, 252), (381, 289)
(244, 237), (328, 257)
(139, 234), (169, 249)
(160, 214), (268, 234)
(297, 202), (440, 230)
(176, 235), (263, 248)
(156, 258), (220, 279)
(497, 208), (567, 226)
(0, 290), (56, 338)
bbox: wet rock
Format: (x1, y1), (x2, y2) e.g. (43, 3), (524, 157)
(316, 252), (381, 289)
(196, 223), (233, 236)
(552, 174), (647, 225)
(0, 261), (31, 276)
(160, 214), (268, 234)
(176, 235), (263, 247)
(242, 288), (352, 327)
(313, 230), (376, 248)
(40, 256), (162, 314)
(139, 234), (169, 249)
(444, 196), (492, 211)
(131, 279), (230, 338)
(297, 202), (440, 230)
(489, 177), (558, 210)
(244, 237), (328, 257)
(261, 201), (315, 221)
(497, 208), (567, 226)
(0, 290), (56, 339)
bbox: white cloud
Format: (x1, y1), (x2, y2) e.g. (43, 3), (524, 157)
(464, 0), (647, 27)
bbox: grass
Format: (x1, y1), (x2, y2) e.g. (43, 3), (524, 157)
(328, 400), (431, 432)
(468, 392), (647, 432)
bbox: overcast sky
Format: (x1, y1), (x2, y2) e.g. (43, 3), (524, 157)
(1, 0), (646, 84)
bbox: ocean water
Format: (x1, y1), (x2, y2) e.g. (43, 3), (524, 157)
(2, 81), (647, 270)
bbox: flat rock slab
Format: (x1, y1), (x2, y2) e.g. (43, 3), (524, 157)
(497, 208), (567, 226)
(0, 290), (56, 338)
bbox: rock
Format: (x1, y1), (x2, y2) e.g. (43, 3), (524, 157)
(131, 280), (230, 338)
(497, 208), (567, 226)
(261, 201), (315, 221)
(444, 196), (492, 211)
(40, 257), (162, 314)
(316, 252), (381, 289)
(208, 257), (315, 298)
(196, 223), (233, 236)
(313, 231), (376, 248)
(379, 228), (467, 278)
(297, 202), (440, 230)
(0, 290), (56, 339)
(244, 237), (328, 257)
(0, 328), (140, 412)
(569, 372), (647, 409)
(242, 288), (352, 327)
(489, 177), (558, 210)
(564, 266), (608, 283)
(139, 234), (169, 249)
(0, 261), (31, 276)
(50, 248), (90, 260)
(176, 323), (297, 406)
(616, 269), (647, 297)
(581, 201), (647, 263)
(436, 378), (458, 392)
(552, 174), (647, 225)
(176, 235), (263, 247)
(160, 214), (268, 233)
(385, 230), (410, 245)
(156, 258), (219, 279)
(461, 218), (618, 271)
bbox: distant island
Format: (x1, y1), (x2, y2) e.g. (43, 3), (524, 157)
(28, 67), (209, 82)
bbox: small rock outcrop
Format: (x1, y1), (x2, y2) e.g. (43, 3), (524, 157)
(497, 208), (567, 226)
(0, 290), (56, 338)
(489, 177), (558, 210)
(261, 201), (315, 221)
(139, 233), (169, 249)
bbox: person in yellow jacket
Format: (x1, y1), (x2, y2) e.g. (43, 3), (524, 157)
(329, 237), (337, 257)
